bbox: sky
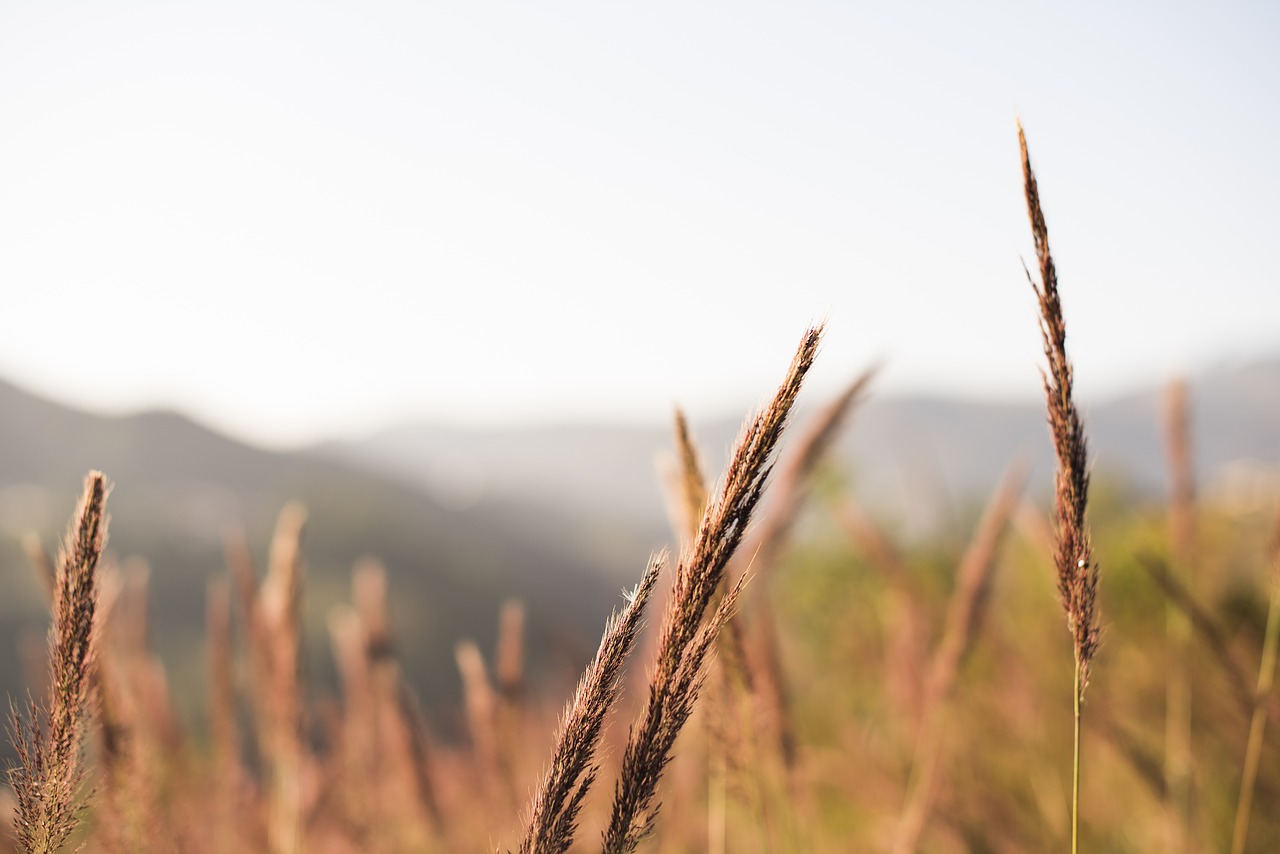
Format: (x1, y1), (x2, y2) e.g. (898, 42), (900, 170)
(1, 1), (1277, 448)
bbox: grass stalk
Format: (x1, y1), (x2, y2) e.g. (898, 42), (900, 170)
(7, 472), (110, 854)
(519, 555), (663, 854)
(497, 598), (527, 706)
(207, 576), (239, 853)
(602, 325), (823, 854)
(729, 368), (875, 839)
(256, 503), (308, 854)
(1073, 658), (1082, 854)
(673, 408), (709, 543)
(667, 413), (733, 854)
(1161, 379), (1195, 850)
(333, 559), (442, 845)
(739, 366), (875, 578)
(1019, 120), (1098, 853)
(838, 499), (929, 723)
(893, 460), (1025, 854)
(455, 640), (502, 797)
(1229, 516), (1280, 854)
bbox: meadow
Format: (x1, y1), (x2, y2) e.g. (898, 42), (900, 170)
(3, 131), (1278, 853)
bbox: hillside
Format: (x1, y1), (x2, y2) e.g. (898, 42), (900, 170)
(0, 381), (652, 735)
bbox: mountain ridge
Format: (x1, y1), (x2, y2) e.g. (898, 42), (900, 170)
(322, 357), (1280, 537)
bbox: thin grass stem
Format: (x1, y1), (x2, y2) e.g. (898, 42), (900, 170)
(1230, 547), (1280, 854)
(1073, 658), (1082, 854)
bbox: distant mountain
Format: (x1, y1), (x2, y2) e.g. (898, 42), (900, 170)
(0, 380), (653, 736)
(324, 358), (1280, 538)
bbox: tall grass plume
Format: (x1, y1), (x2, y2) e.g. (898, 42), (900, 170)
(602, 325), (823, 853)
(7, 472), (110, 854)
(1020, 120), (1098, 854)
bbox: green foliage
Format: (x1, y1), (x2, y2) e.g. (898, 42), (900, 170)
(767, 492), (1280, 851)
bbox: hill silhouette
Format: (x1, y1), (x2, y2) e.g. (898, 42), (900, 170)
(0, 380), (652, 738)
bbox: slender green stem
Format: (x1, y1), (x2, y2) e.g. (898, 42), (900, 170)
(1230, 579), (1280, 854)
(1072, 657), (1082, 854)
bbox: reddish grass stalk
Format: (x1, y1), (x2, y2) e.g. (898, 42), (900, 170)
(331, 562), (442, 845)
(496, 598), (528, 793)
(893, 460), (1026, 854)
(207, 577), (239, 853)
(519, 555), (663, 854)
(455, 639), (505, 801)
(497, 599), (527, 706)
(222, 529), (260, 644)
(8, 472), (110, 854)
(349, 559), (442, 835)
(601, 325), (823, 853)
(329, 607), (374, 776)
(256, 503), (308, 854)
(923, 460), (1027, 716)
(84, 565), (137, 850)
(352, 558), (391, 658)
(1020, 122), (1097, 854)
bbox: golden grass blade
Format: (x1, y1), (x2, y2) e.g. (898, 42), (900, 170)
(1230, 512), (1280, 854)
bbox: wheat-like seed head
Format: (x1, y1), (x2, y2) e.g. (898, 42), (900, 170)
(601, 325), (823, 853)
(8, 471), (110, 854)
(519, 555), (663, 854)
(1019, 122), (1100, 690)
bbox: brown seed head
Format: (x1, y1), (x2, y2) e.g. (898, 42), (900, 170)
(1019, 122), (1100, 688)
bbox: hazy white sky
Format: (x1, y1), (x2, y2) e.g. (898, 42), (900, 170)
(1, 1), (1276, 447)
